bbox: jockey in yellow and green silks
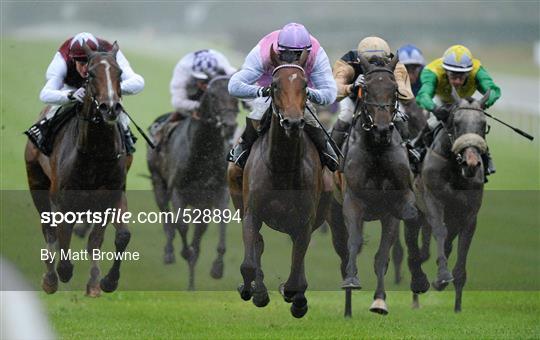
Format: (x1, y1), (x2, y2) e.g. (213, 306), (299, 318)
(416, 45), (501, 111)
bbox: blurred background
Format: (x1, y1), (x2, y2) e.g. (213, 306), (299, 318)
(1, 1), (538, 292)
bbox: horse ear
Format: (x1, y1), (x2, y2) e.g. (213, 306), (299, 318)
(270, 44), (281, 67)
(451, 85), (461, 104)
(388, 53), (399, 71)
(358, 53), (372, 73)
(298, 48), (309, 67)
(111, 41), (119, 57)
(82, 42), (95, 58)
(478, 89), (491, 109)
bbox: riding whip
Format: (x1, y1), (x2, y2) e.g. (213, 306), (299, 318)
(483, 111), (534, 141)
(305, 105), (344, 158)
(122, 111), (156, 148)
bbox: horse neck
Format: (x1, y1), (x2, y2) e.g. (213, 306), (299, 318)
(190, 98), (224, 155)
(266, 113), (303, 173)
(76, 102), (123, 157)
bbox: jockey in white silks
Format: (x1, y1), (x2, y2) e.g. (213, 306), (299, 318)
(26, 32), (144, 155)
(227, 22), (338, 171)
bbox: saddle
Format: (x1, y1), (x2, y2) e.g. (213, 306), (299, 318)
(149, 112), (186, 151)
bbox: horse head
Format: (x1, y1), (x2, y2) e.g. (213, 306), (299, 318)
(82, 42), (124, 125)
(269, 44), (308, 136)
(198, 76), (239, 140)
(447, 87), (490, 179)
(357, 54), (399, 146)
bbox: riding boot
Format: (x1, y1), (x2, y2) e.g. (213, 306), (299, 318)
(304, 124), (339, 172)
(227, 117), (259, 168)
(481, 151), (496, 183)
(330, 118), (350, 150)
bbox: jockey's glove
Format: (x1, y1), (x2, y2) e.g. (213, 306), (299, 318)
(68, 87), (86, 103)
(257, 86), (271, 98)
(432, 105), (451, 122)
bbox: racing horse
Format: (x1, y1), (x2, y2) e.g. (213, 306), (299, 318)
(332, 54), (429, 315)
(410, 88), (490, 312)
(147, 76), (239, 290)
(25, 42), (132, 296)
(228, 46), (342, 318)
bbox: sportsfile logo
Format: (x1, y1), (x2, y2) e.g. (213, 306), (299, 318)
(40, 208), (241, 227)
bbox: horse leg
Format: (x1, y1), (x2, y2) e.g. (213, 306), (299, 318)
(238, 211), (262, 301)
(341, 192), (364, 289)
(404, 218), (430, 302)
(187, 221), (208, 291)
(424, 193), (453, 290)
(252, 228), (269, 308)
(369, 215), (399, 315)
(392, 225), (404, 284)
(419, 220), (432, 263)
(100, 194), (131, 293)
(452, 219), (477, 312)
(327, 199), (349, 280)
(26, 161), (58, 293)
(282, 227), (311, 318)
(151, 173), (174, 264)
(73, 222), (92, 239)
(170, 189), (190, 262)
(211, 192), (229, 279)
(86, 224), (105, 297)
(56, 217), (74, 283)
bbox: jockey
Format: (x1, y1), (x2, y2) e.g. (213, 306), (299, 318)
(227, 22), (338, 171)
(169, 49), (237, 121)
(397, 44), (425, 96)
(330, 36), (415, 149)
(26, 32), (144, 155)
(413, 44), (501, 178)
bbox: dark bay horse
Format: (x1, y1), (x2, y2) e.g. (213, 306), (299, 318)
(228, 47), (340, 318)
(25, 43), (132, 296)
(147, 76), (239, 290)
(411, 88), (490, 312)
(330, 55), (429, 315)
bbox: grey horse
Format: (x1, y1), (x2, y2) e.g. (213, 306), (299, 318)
(147, 76), (239, 290)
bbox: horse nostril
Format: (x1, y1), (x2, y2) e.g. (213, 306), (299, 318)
(389, 123), (395, 131)
(372, 124), (378, 131)
(113, 102), (123, 115)
(282, 118), (290, 128)
(98, 103), (109, 115)
(299, 118), (305, 128)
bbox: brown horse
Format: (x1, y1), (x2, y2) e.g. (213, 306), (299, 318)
(228, 47), (340, 318)
(410, 88), (490, 312)
(330, 54), (429, 315)
(25, 43), (132, 296)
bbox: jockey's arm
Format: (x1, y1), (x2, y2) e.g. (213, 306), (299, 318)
(170, 57), (201, 112)
(116, 50), (145, 95)
(475, 66), (501, 108)
(394, 62), (415, 103)
(415, 68), (438, 111)
(332, 58), (355, 101)
(307, 48), (337, 106)
(228, 46), (265, 99)
(39, 52), (72, 105)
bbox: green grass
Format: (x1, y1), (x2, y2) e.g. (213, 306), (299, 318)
(43, 291), (540, 339)
(1, 39), (540, 338)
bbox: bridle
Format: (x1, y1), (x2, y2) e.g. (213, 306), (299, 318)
(357, 67), (399, 132)
(78, 54), (123, 124)
(270, 64), (306, 128)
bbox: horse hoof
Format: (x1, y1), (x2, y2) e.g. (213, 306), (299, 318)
(411, 274), (430, 294)
(100, 275), (118, 293)
(86, 284), (101, 298)
(41, 273), (58, 294)
(57, 262), (74, 283)
(278, 283), (293, 303)
(163, 252), (175, 264)
(432, 272), (453, 291)
(252, 291), (270, 308)
(402, 204), (418, 221)
(237, 283), (252, 301)
(181, 247), (193, 261)
(369, 298), (388, 315)
(432, 279), (450, 292)
(210, 260), (224, 279)
(290, 298), (308, 318)
(341, 276), (361, 290)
